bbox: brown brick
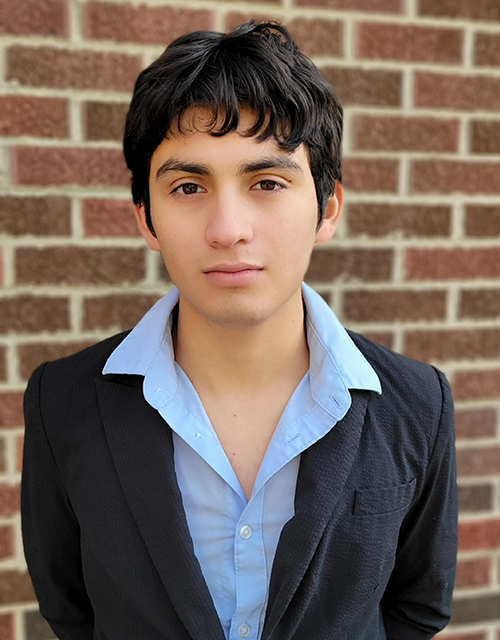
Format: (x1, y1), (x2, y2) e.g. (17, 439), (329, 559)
(455, 408), (497, 439)
(430, 634), (485, 640)
(0, 440), (6, 474)
(83, 294), (161, 331)
(321, 67), (402, 107)
(16, 436), (23, 473)
(0, 484), (20, 517)
(82, 199), (138, 237)
(454, 369), (500, 401)
(18, 341), (96, 382)
(7, 46), (141, 92)
(406, 248), (500, 280)
(0, 0), (66, 36)
(451, 594), (500, 624)
(306, 248), (393, 283)
(459, 518), (500, 551)
(344, 290), (446, 322)
(356, 23), (462, 64)
(0, 571), (35, 605)
(475, 32), (500, 66)
(456, 557), (491, 589)
(0, 526), (14, 560)
(295, 0), (402, 12)
(353, 116), (459, 152)
(24, 609), (58, 640)
(412, 160), (500, 195)
(403, 329), (500, 362)
(0, 296), (69, 334)
(0, 613), (13, 640)
(83, 102), (129, 142)
(84, 3), (213, 45)
(0, 96), (69, 138)
(457, 447), (500, 477)
(471, 121), (500, 154)
(415, 72), (500, 111)
(346, 204), (451, 238)
(465, 205), (500, 236)
(12, 147), (129, 187)
(0, 392), (24, 428)
(343, 158), (399, 193)
(225, 13), (343, 58)
(419, 0), (500, 21)
(459, 484), (494, 513)
(460, 289), (500, 319)
(360, 332), (394, 350)
(0, 347), (6, 382)
(0, 196), (71, 236)
(16, 247), (146, 286)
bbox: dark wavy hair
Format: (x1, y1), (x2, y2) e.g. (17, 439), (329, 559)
(123, 20), (343, 234)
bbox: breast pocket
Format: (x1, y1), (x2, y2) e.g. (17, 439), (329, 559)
(353, 478), (416, 516)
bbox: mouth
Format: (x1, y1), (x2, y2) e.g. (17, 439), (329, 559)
(203, 263), (263, 286)
(203, 263), (263, 274)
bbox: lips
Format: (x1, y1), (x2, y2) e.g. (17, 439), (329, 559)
(203, 263), (263, 273)
(203, 263), (263, 286)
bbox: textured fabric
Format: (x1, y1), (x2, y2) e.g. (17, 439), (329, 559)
(102, 284), (381, 639)
(22, 329), (458, 640)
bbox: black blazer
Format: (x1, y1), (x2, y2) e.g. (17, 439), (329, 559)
(21, 330), (458, 640)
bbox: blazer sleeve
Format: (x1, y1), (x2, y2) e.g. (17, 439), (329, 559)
(21, 363), (95, 640)
(381, 368), (458, 640)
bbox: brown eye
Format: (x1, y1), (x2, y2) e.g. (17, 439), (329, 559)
(260, 180), (279, 191)
(180, 183), (199, 195)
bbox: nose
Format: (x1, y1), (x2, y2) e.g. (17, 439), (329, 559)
(205, 193), (254, 248)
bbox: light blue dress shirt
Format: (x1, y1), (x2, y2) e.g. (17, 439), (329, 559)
(103, 283), (381, 640)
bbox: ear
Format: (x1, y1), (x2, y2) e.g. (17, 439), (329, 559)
(134, 203), (161, 252)
(315, 181), (344, 245)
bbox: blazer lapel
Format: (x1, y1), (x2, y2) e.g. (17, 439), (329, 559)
(262, 391), (371, 640)
(95, 376), (225, 640)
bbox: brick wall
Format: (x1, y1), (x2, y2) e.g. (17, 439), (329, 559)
(0, 0), (499, 638)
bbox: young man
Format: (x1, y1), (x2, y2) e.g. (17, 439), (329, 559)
(22, 21), (458, 640)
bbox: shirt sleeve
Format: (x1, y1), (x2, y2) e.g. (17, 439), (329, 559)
(21, 363), (95, 640)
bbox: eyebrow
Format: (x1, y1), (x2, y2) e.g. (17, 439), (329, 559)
(155, 156), (304, 181)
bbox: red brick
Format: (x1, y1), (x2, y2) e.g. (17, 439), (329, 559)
(0, 249), (3, 286)
(459, 519), (500, 551)
(0, 392), (24, 428)
(0, 613), (13, 640)
(343, 158), (399, 193)
(83, 294), (161, 331)
(322, 67), (402, 107)
(344, 290), (446, 322)
(356, 23), (462, 64)
(0, 484), (20, 517)
(435, 634), (486, 640)
(0, 0), (66, 36)
(83, 101), (129, 142)
(459, 484), (494, 512)
(353, 116), (459, 152)
(406, 248), (500, 280)
(471, 121), (500, 154)
(360, 332), (394, 350)
(475, 32), (500, 66)
(16, 247), (146, 285)
(419, 0), (500, 21)
(415, 72), (500, 111)
(346, 203), (451, 238)
(0, 440), (6, 474)
(0, 96), (69, 138)
(0, 526), (14, 560)
(403, 329), (500, 362)
(0, 296), (69, 334)
(457, 447), (500, 477)
(412, 160), (500, 195)
(225, 13), (343, 58)
(84, 2), (213, 45)
(455, 408), (497, 439)
(16, 436), (23, 473)
(0, 347), (6, 382)
(0, 571), (35, 605)
(465, 205), (500, 236)
(306, 248), (393, 282)
(7, 46), (141, 92)
(456, 557), (491, 589)
(18, 341), (95, 382)
(82, 199), (138, 237)
(460, 289), (500, 319)
(12, 147), (129, 187)
(454, 369), (500, 401)
(295, 0), (402, 12)
(0, 196), (71, 236)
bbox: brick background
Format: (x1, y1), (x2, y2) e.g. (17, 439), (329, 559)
(0, 0), (499, 638)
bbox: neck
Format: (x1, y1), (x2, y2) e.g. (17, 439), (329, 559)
(173, 288), (309, 396)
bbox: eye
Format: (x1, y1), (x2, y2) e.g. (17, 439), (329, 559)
(172, 183), (205, 195)
(252, 180), (287, 192)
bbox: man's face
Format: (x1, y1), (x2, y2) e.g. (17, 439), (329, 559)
(135, 108), (342, 330)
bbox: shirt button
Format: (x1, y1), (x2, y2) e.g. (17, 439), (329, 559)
(238, 623), (251, 638)
(239, 525), (252, 539)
